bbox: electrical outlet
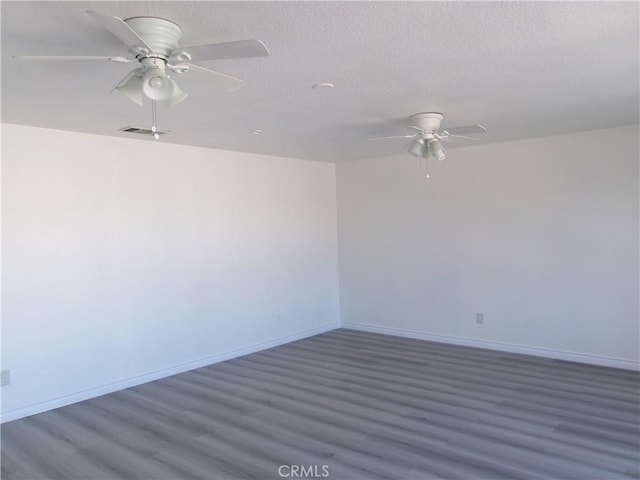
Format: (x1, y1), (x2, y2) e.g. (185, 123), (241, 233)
(1, 370), (10, 386)
(476, 313), (484, 324)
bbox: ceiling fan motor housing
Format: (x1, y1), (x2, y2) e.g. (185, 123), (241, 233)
(124, 17), (182, 57)
(410, 112), (444, 132)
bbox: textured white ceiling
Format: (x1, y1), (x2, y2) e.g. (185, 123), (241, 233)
(2, 1), (638, 162)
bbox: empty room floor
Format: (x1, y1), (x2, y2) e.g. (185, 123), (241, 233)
(2, 329), (639, 480)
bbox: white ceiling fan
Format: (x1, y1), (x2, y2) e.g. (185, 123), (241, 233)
(13, 10), (270, 107)
(369, 113), (486, 176)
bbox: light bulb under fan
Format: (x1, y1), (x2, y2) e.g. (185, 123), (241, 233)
(429, 138), (446, 162)
(408, 138), (425, 158)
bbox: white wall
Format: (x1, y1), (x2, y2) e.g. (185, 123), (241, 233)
(2, 122), (638, 423)
(337, 125), (639, 369)
(1, 124), (340, 420)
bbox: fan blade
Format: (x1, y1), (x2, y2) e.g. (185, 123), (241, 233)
(177, 63), (245, 92)
(170, 40), (269, 63)
(439, 133), (483, 142)
(87, 10), (152, 55)
(442, 124), (487, 136)
(13, 55), (131, 62)
(367, 134), (417, 141)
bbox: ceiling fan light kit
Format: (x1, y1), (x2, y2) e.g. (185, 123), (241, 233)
(113, 57), (186, 107)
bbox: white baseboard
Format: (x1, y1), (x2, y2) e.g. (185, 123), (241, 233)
(1, 322), (340, 423)
(342, 322), (640, 371)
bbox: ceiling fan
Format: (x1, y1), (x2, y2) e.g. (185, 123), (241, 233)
(13, 10), (270, 107)
(369, 113), (486, 176)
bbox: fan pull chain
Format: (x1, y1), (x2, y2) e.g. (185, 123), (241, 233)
(417, 149), (430, 178)
(151, 101), (160, 140)
(423, 150), (430, 179)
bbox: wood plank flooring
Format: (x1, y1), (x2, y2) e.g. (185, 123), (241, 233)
(2, 329), (639, 479)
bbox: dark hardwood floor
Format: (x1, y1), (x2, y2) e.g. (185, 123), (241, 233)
(2, 328), (639, 479)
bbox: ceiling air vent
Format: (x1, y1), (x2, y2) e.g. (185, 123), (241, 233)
(119, 126), (170, 136)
